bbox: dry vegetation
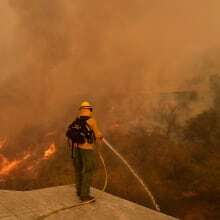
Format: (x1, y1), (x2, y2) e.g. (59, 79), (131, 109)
(1, 75), (220, 220)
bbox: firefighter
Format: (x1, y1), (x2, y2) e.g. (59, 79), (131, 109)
(68, 101), (103, 202)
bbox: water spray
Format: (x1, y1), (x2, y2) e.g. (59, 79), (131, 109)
(103, 138), (160, 212)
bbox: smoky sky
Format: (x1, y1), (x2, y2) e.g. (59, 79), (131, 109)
(1, 0), (220, 136)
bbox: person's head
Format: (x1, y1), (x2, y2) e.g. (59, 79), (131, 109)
(79, 101), (93, 116)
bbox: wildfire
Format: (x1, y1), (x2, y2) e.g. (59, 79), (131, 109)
(0, 139), (58, 182)
(0, 158), (20, 177)
(0, 153), (31, 178)
(43, 143), (56, 159)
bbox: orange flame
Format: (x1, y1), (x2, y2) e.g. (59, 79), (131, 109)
(43, 144), (56, 160)
(0, 153), (30, 178)
(0, 158), (20, 176)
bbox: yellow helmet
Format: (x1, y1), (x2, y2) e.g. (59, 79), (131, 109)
(80, 101), (93, 110)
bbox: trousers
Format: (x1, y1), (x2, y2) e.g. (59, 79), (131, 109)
(73, 147), (96, 197)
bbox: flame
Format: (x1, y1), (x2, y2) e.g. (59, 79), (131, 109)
(0, 153), (31, 178)
(0, 158), (21, 176)
(43, 143), (56, 159)
(0, 137), (7, 149)
(0, 141), (58, 182)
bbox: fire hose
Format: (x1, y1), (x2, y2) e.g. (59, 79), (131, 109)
(38, 138), (160, 219)
(103, 138), (160, 212)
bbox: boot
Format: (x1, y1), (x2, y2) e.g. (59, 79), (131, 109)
(80, 195), (95, 202)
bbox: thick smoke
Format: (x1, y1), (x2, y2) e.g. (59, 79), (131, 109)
(1, 0), (220, 136)
(1, 2), (220, 218)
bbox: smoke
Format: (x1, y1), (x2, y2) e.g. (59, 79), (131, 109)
(1, 0), (220, 136)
